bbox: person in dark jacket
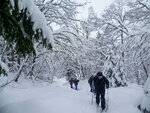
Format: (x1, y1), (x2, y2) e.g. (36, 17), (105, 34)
(69, 78), (74, 88)
(74, 78), (79, 90)
(94, 72), (109, 111)
(88, 75), (95, 93)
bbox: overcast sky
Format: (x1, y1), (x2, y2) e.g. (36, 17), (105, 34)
(77, 0), (115, 19)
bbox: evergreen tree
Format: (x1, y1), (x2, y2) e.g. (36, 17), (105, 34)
(0, 0), (53, 75)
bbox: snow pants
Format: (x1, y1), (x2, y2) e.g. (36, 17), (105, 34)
(96, 91), (105, 110)
(70, 83), (73, 88)
(75, 85), (78, 90)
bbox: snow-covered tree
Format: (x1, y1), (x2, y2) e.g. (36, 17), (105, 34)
(80, 7), (98, 39)
(91, 0), (132, 87)
(138, 77), (150, 113)
(35, 0), (85, 28)
(0, 0), (53, 56)
(122, 0), (150, 84)
(0, 0), (54, 86)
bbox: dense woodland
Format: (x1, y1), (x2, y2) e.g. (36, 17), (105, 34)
(0, 0), (150, 87)
(1, 0), (150, 112)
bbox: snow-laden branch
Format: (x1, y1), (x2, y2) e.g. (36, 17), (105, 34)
(11, 0), (54, 46)
(138, 1), (150, 11)
(0, 55), (29, 88)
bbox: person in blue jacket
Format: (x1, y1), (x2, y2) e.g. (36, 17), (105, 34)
(74, 78), (79, 90)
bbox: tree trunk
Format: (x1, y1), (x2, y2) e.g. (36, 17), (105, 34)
(15, 56), (29, 82)
(142, 61), (148, 78)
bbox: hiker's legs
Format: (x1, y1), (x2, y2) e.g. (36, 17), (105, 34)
(75, 85), (78, 90)
(100, 91), (105, 110)
(90, 84), (92, 92)
(96, 92), (100, 105)
(71, 83), (73, 88)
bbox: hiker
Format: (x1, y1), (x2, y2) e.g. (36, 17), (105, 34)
(94, 71), (109, 111)
(74, 78), (79, 90)
(88, 75), (95, 93)
(69, 78), (74, 88)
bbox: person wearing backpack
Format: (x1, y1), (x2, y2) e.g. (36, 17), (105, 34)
(69, 78), (74, 88)
(94, 71), (109, 111)
(74, 78), (79, 90)
(88, 75), (95, 93)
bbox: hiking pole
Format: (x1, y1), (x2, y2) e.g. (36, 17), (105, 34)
(105, 88), (109, 112)
(91, 92), (93, 105)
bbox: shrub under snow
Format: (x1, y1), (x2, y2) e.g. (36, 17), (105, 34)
(139, 77), (150, 113)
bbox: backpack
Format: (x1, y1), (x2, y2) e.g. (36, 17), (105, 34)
(91, 80), (95, 93)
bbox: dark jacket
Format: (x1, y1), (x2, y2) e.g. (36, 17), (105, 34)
(69, 78), (74, 85)
(94, 75), (109, 93)
(74, 79), (79, 85)
(88, 76), (94, 86)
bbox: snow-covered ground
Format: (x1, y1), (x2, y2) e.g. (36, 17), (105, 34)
(0, 78), (144, 113)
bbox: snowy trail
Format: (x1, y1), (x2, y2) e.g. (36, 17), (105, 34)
(0, 79), (144, 113)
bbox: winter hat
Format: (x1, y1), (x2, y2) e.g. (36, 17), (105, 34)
(97, 72), (103, 77)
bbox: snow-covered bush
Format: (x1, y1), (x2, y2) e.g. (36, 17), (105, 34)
(138, 77), (150, 113)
